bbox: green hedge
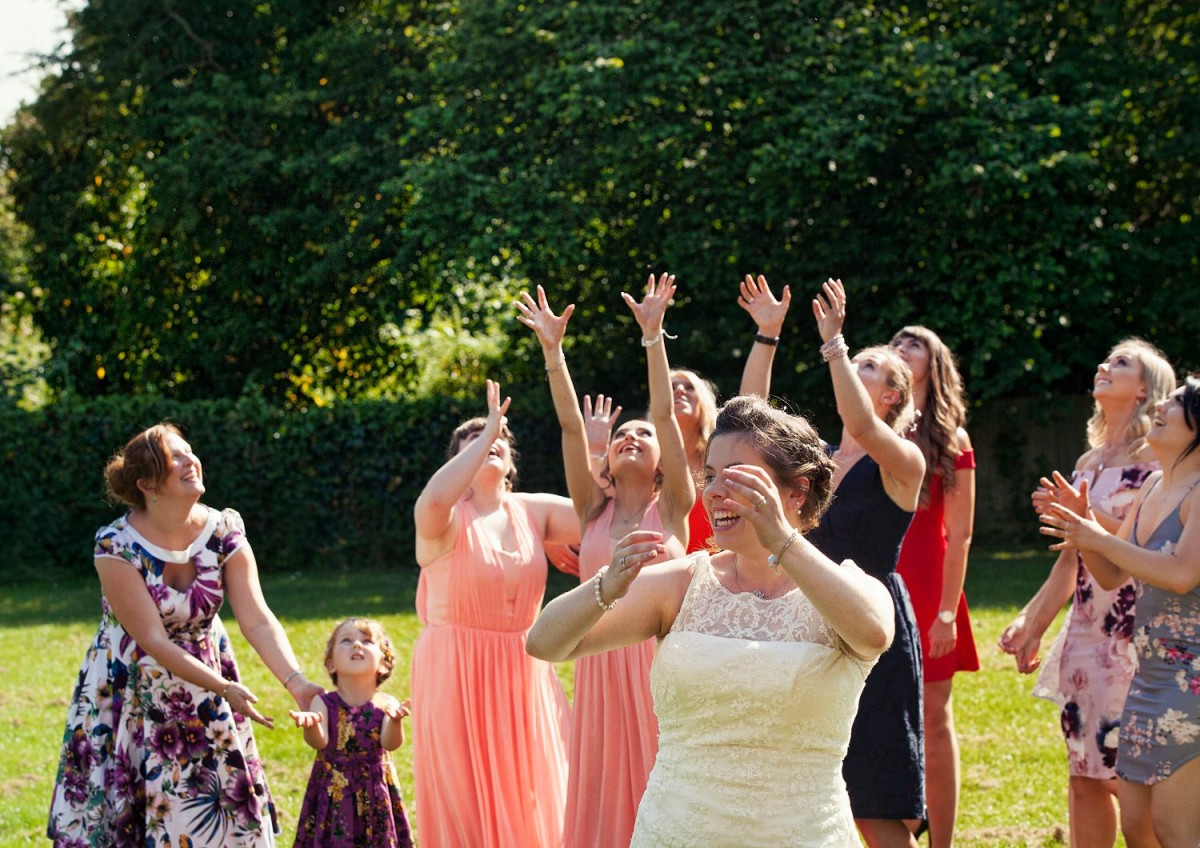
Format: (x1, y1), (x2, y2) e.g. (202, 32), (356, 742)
(0, 386), (568, 583)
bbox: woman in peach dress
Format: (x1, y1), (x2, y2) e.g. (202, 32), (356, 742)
(412, 379), (581, 848)
(517, 274), (694, 848)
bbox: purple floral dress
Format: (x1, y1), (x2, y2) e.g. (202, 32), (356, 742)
(1033, 463), (1157, 778)
(295, 692), (413, 848)
(47, 508), (279, 848)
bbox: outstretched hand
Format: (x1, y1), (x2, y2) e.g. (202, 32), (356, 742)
(621, 273), (676, 336)
(583, 394), (622, 455)
(811, 277), (847, 343)
(1040, 479), (1107, 552)
(382, 697), (412, 721)
(289, 709), (323, 729)
(1031, 470), (1087, 517)
(516, 285), (575, 349)
(483, 379), (512, 440)
(737, 274), (791, 336)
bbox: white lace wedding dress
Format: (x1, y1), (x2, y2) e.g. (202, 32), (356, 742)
(631, 551), (874, 847)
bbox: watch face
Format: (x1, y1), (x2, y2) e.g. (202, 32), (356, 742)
(938, 610), (956, 624)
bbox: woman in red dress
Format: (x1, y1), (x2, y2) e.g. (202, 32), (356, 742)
(890, 326), (980, 848)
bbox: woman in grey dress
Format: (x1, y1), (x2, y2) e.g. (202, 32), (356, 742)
(1041, 373), (1200, 848)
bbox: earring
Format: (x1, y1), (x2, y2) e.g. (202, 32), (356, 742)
(151, 495), (158, 505)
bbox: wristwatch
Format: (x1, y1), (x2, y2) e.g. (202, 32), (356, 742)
(937, 609), (957, 625)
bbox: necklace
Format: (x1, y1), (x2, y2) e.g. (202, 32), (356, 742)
(732, 557), (769, 600)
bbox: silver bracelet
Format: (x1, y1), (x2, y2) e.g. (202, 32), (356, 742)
(283, 669), (304, 687)
(767, 529), (801, 569)
(545, 356), (566, 374)
(593, 565), (617, 611)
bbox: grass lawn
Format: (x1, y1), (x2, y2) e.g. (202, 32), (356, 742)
(2, 547), (1103, 847)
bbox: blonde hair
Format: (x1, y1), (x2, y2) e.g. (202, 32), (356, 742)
(324, 617), (396, 686)
(890, 326), (967, 505)
(671, 368), (719, 457)
(856, 345), (916, 435)
(1085, 337), (1176, 454)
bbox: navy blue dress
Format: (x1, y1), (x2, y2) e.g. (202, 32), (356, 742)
(808, 454), (924, 820)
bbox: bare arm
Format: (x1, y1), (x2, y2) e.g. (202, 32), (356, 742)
(517, 285), (608, 524)
(737, 274), (792, 398)
(998, 549), (1076, 673)
(516, 492), (582, 547)
(813, 278), (925, 508)
(96, 556), (275, 727)
(1044, 475), (1200, 593)
(622, 273), (695, 541)
(527, 530), (688, 661)
(224, 542), (321, 711)
(929, 431), (975, 659)
(720, 463), (894, 657)
(413, 379), (511, 565)
(379, 697), (410, 751)
(290, 695), (329, 750)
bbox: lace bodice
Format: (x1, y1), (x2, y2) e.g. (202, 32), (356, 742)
(631, 552), (874, 847)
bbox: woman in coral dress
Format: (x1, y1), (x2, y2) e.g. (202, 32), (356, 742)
(889, 325), (979, 847)
(518, 274), (693, 847)
(1000, 338), (1175, 847)
(412, 379), (580, 848)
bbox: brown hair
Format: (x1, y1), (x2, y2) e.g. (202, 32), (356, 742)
(890, 326), (967, 505)
(103, 423), (183, 509)
(447, 417), (518, 489)
(324, 617), (396, 686)
(855, 345), (916, 434)
(707, 395), (836, 533)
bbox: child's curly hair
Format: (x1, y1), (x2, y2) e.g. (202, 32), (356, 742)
(323, 617), (396, 686)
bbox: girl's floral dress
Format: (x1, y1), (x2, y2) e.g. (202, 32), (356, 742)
(47, 508), (279, 848)
(294, 692), (413, 848)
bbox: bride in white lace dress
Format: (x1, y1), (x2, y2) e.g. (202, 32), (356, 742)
(528, 395), (894, 847)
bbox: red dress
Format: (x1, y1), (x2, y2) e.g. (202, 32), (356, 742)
(684, 498), (712, 554)
(896, 448), (980, 681)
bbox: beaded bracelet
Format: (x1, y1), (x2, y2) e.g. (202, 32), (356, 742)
(820, 334), (849, 362)
(593, 565), (617, 611)
(767, 529), (801, 569)
(545, 356), (566, 374)
(754, 333), (780, 347)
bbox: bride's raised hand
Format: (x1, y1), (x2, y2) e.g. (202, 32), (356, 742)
(621, 272), (676, 337)
(516, 285), (575, 349)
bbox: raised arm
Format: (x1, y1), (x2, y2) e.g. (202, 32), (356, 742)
(813, 278), (925, 507)
(516, 285), (607, 523)
(413, 379), (511, 565)
(738, 274), (792, 398)
(583, 393), (621, 490)
(622, 273), (695, 540)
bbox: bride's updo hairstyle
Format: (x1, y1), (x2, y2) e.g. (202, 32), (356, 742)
(708, 396), (836, 533)
(104, 423), (183, 509)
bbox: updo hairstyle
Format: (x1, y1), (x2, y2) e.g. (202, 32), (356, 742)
(708, 396), (836, 532)
(103, 423), (183, 510)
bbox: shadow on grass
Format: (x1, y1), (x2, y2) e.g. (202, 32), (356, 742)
(2, 545), (1054, 629)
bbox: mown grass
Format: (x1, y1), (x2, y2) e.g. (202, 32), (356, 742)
(1, 549), (1111, 847)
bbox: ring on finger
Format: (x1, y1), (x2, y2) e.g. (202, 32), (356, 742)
(620, 555), (627, 568)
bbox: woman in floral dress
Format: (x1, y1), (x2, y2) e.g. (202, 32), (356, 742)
(1000, 339), (1175, 847)
(48, 422), (320, 847)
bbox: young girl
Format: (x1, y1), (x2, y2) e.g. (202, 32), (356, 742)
(290, 617), (414, 848)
